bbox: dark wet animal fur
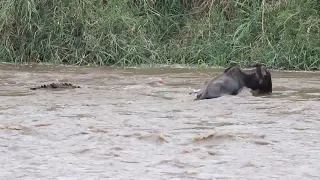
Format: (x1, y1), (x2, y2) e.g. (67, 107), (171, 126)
(30, 83), (81, 90)
(195, 64), (272, 100)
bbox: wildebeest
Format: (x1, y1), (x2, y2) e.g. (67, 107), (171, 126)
(194, 63), (272, 100)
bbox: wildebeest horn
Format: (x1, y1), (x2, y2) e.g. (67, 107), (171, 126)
(249, 62), (266, 68)
(223, 67), (233, 73)
(261, 66), (267, 76)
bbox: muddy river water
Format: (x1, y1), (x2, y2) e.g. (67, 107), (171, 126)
(0, 64), (319, 180)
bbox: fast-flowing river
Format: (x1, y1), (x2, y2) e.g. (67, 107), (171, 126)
(0, 64), (319, 180)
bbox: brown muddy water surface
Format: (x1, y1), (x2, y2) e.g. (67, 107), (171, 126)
(0, 64), (319, 180)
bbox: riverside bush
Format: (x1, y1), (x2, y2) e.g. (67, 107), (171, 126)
(0, 0), (319, 70)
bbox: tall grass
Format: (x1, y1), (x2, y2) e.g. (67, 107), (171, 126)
(0, 0), (319, 70)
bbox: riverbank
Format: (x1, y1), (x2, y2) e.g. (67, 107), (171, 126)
(1, 62), (319, 73)
(1, 0), (319, 70)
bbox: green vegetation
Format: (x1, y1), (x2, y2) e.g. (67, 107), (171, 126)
(0, 0), (319, 70)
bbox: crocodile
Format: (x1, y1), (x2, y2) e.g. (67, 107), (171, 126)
(30, 83), (81, 90)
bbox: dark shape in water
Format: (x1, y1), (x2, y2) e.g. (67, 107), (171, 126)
(30, 83), (81, 90)
(195, 63), (272, 100)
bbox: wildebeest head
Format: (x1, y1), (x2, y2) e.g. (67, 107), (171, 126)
(248, 63), (272, 94)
